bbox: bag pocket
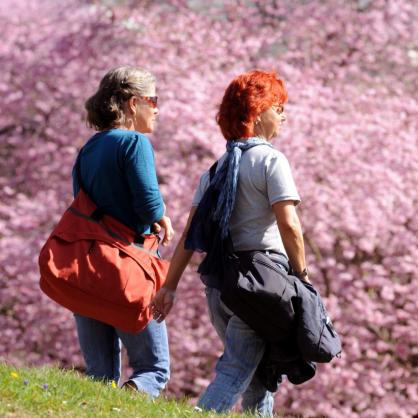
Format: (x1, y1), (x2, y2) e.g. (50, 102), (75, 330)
(43, 235), (146, 306)
(83, 241), (125, 299)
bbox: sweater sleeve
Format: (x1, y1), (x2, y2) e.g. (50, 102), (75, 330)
(123, 134), (165, 225)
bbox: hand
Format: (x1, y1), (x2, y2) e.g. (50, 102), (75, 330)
(302, 275), (311, 284)
(296, 273), (311, 284)
(153, 216), (174, 246)
(150, 287), (176, 323)
(151, 222), (162, 234)
(295, 267), (310, 284)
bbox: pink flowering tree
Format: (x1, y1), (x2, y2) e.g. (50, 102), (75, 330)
(0, 0), (417, 416)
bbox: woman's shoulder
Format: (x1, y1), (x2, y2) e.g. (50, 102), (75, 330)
(88, 130), (154, 164)
(106, 129), (149, 144)
(103, 129), (153, 155)
(245, 144), (288, 164)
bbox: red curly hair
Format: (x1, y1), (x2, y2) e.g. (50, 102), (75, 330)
(216, 70), (288, 140)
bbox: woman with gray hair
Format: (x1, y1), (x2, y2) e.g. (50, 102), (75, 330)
(72, 66), (173, 396)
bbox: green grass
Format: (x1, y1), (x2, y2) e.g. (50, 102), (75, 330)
(0, 363), (268, 417)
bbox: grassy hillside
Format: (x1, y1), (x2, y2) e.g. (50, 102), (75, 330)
(0, 363), (274, 418)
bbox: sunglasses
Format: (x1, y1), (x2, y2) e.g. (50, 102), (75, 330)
(139, 95), (158, 108)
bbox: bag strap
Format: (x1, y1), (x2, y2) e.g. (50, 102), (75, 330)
(74, 149), (106, 222)
(75, 148), (148, 245)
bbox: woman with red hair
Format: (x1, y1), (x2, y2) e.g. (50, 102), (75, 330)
(151, 70), (308, 415)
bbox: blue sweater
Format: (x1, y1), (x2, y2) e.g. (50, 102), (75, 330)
(72, 129), (164, 235)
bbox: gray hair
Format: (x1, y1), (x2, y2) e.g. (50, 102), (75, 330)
(85, 66), (156, 131)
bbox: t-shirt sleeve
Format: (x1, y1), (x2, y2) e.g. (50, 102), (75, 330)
(265, 151), (301, 206)
(123, 134), (165, 224)
(191, 170), (210, 207)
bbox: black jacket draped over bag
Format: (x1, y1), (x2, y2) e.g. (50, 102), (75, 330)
(220, 249), (342, 391)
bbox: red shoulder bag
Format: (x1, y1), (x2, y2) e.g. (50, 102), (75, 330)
(39, 151), (168, 333)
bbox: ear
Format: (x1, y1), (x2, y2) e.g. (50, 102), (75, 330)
(127, 96), (138, 115)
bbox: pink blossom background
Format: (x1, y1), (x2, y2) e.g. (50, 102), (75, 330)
(0, 1), (417, 417)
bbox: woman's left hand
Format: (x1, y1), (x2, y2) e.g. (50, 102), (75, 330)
(154, 216), (174, 246)
(150, 287), (176, 322)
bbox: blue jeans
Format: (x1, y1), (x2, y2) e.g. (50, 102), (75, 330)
(74, 314), (170, 397)
(198, 287), (274, 416)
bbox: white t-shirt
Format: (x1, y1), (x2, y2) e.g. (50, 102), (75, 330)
(192, 144), (301, 254)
